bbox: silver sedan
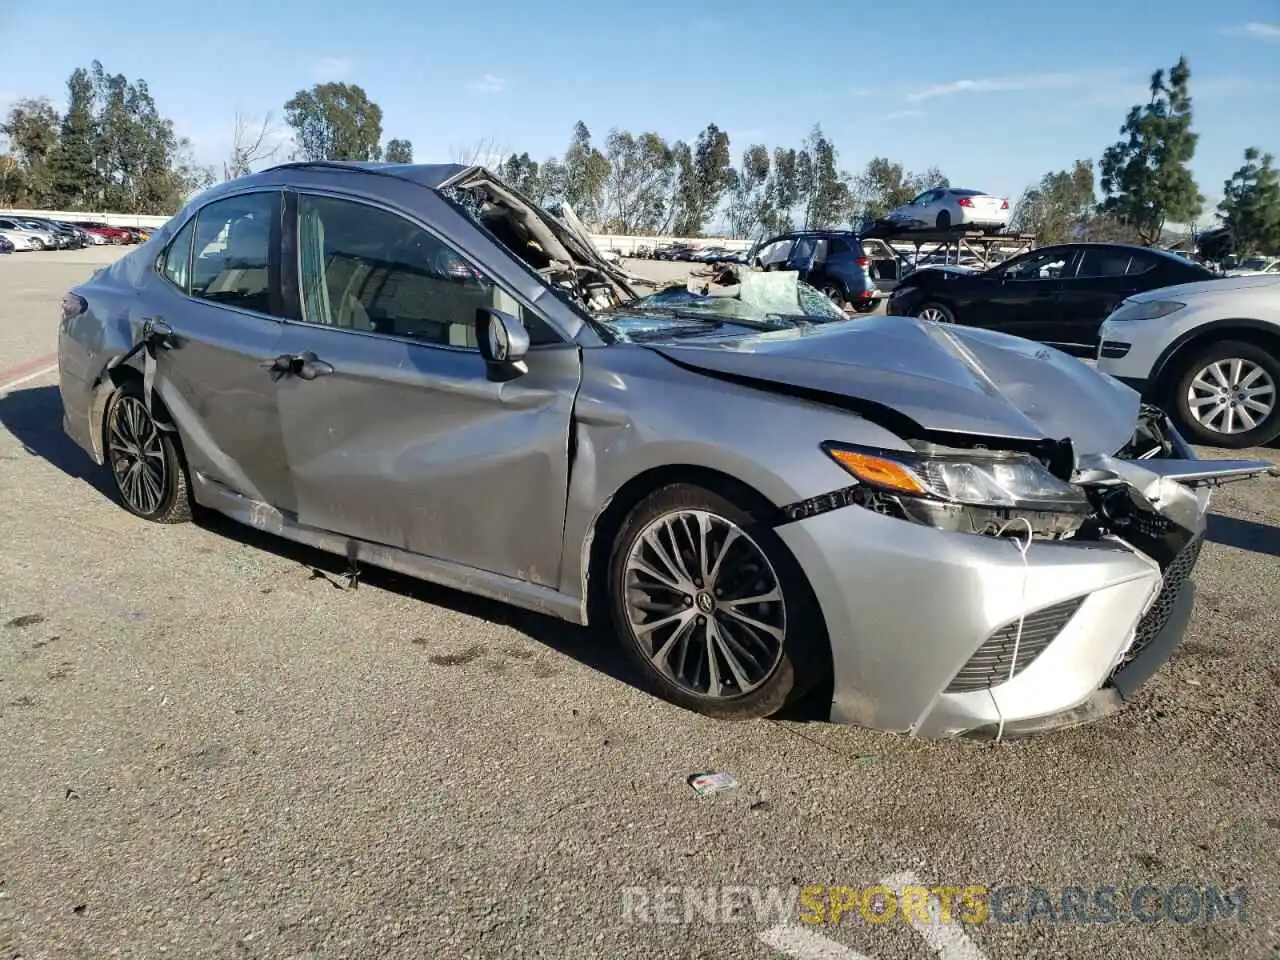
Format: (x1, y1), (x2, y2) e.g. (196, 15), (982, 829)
(56, 162), (1275, 739)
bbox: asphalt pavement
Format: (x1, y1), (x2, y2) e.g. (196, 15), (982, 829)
(1, 247), (1278, 960)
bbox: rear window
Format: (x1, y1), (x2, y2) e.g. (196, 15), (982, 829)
(949, 189), (985, 197)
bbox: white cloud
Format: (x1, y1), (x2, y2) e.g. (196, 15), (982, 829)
(905, 70), (1122, 103)
(850, 86), (876, 98)
(467, 74), (506, 94)
(311, 57), (353, 81)
(883, 109), (922, 120)
(1221, 21), (1280, 40)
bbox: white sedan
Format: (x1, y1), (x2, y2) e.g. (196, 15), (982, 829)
(880, 188), (1010, 233)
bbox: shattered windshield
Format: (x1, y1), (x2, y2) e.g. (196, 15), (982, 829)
(595, 270), (850, 342)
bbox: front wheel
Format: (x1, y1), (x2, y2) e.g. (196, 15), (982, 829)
(915, 301), (955, 324)
(103, 379), (194, 523)
(1170, 340), (1280, 448)
(607, 484), (829, 720)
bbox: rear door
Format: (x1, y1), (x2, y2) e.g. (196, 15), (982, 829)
(147, 189), (295, 509)
(272, 189), (582, 587)
(1055, 246), (1152, 351)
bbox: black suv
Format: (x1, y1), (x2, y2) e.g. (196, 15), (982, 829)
(750, 230), (879, 312)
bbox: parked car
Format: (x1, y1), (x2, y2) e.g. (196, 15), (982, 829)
(752, 230), (880, 312)
(0, 228), (38, 251)
(1096, 274), (1280, 448)
(56, 161), (1274, 739)
(878, 188), (1011, 234)
(0, 217), (57, 250)
(1224, 256), (1280, 277)
(885, 242), (1218, 355)
(69, 220), (134, 244)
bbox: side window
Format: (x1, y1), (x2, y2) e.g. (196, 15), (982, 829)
(1004, 249), (1069, 281)
(759, 239), (794, 266)
(1123, 252), (1158, 276)
(791, 237), (815, 264)
(189, 191), (278, 315)
(161, 218), (196, 292)
(295, 193), (559, 348)
(827, 237), (852, 257)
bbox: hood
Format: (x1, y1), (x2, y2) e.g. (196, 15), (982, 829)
(648, 315), (1142, 455)
(1129, 273), (1280, 301)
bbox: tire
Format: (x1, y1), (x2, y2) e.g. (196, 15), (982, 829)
(607, 483), (829, 720)
(102, 378), (194, 523)
(935, 210), (952, 230)
(820, 283), (846, 308)
(29, 238), (45, 251)
(1168, 340), (1280, 448)
(914, 301), (955, 324)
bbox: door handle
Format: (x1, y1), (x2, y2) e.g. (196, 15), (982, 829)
(259, 352), (334, 381)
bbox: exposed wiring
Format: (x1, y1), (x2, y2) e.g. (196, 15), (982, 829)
(994, 516), (1035, 743)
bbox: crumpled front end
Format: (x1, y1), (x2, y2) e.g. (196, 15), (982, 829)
(775, 406), (1276, 739)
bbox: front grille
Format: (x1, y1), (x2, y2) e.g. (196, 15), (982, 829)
(946, 597), (1086, 693)
(1118, 533), (1204, 667)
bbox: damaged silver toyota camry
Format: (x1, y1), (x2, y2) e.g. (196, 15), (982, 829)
(57, 162), (1276, 738)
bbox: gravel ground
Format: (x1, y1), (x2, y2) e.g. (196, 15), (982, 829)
(0, 247), (1278, 960)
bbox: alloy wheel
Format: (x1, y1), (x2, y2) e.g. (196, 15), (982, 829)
(917, 306), (951, 324)
(107, 395), (168, 515)
(622, 509), (787, 699)
(1185, 358), (1276, 436)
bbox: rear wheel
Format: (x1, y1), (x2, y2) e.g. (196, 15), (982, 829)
(1170, 340), (1280, 448)
(607, 483), (828, 720)
(915, 301), (955, 324)
(935, 210), (952, 230)
(103, 379), (193, 523)
(820, 282), (846, 308)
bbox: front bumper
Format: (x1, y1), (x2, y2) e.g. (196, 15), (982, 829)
(776, 498), (1204, 739)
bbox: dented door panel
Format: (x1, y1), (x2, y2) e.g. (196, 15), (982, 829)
(274, 322), (581, 587)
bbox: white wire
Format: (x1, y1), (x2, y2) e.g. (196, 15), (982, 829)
(993, 517), (1035, 743)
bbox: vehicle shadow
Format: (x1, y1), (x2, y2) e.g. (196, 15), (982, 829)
(0, 384), (115, 497)
(1206, 513), (1280, 559)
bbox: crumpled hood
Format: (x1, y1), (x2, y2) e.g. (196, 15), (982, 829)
(649, 315), (1142, 455)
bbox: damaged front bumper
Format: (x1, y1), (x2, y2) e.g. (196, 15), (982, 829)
(776, 413), (1276, 739)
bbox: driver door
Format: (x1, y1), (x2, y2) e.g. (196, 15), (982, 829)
(272, 190), (582, 587)
(984, 247), (1074, 342)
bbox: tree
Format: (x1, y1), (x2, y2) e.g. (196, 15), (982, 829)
(670, 123), (732, 236)
(224, 111), (282, 181)
(1010, 159), (1096, 243)
(762, 147), (799, 235)
(1098, 56), (1203, 243)
(499, 152), (542, 199)
(725, 144), (770, 239)
(384, 138), (413, 163)
(450, 136), (508, 168)
(602, 129), (676, 234)
(49, 69), (99, 207)
(1218, 147), (1280, 255)
(284, 82), (383, 162)
(561, 121), (609, 226)
(795, 124), (848, 230)
(1, 97), (60, 205)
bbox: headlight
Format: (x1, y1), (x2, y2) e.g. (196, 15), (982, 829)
(820, 442), (1090, 538)
(1104, 299), (1184, 322)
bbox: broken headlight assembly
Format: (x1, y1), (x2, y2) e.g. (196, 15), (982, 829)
(818, 441), (1091, 539)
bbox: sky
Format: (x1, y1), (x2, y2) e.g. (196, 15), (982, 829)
(1, 0), (1278, 226)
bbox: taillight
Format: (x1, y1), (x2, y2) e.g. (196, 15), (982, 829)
(1001, 199), (1009, 209)
(958, 197), (974, 208)
(61, 293), (87, 322)
(855, 256), (869, 267)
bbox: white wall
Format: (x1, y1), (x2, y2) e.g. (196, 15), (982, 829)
(0, 207), (755, 254)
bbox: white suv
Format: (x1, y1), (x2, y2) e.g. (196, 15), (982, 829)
(1096, 274), (1280, 448)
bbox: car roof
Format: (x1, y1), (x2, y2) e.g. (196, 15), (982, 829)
(260, 160), (472, 190)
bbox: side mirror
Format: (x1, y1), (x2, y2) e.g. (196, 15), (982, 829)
(475, 307), (530, 382)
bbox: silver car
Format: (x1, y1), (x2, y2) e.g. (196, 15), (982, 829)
(56, 162), (1276, 739)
